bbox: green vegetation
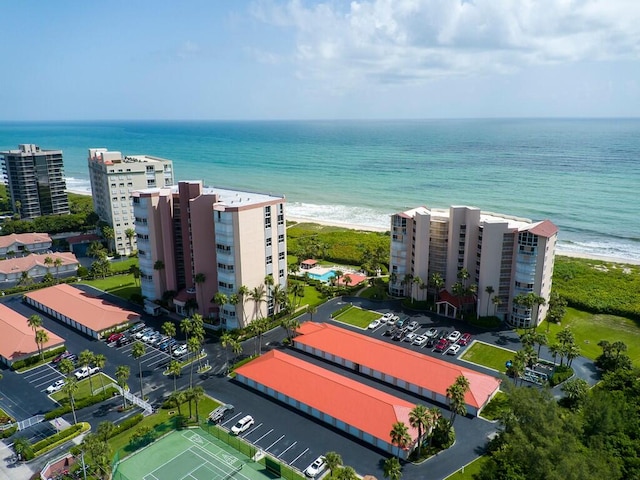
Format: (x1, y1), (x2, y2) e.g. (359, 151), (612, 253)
(358, 277), (390, 300)
(332, 305), (381, 328)
(12, 345), (66, 371)
(479, 391), (509, 421)
(460, 342), (515, 372)
(31, 422), (90, 458)
(81, 273), (141, 300)
(51, 373), (112, 402)
(553, 256), (640, 320)
(445, 456), (489, 480)
(287, 280), (326, 309)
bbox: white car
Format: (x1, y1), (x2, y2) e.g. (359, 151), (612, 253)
(46, 379), (65, 394)
(172, 344), (188, 357)
(412, 335), (428, 347)
(304, 456), (326, 478)
(403, 332), (418, 342)
(368, 319), (381, 329)
(382, 312), (393, 321)
(231, 415), (254, 435)
(425, 328), (439, 338)
(447, 344), (461, 356)
(74, 366), (100, 380)
(448, 330), (462, 343)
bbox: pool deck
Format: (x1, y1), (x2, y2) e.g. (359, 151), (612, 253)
(302, 266), (367, 285)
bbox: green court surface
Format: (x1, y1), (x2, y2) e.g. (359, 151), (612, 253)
(113, 428), (274, 480)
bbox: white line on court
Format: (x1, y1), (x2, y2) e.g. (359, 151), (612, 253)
(265, 434), (285, 451)
(289, 447), (309, 466)
(278, 441), (297, 458)
(250, 427), (272, 443)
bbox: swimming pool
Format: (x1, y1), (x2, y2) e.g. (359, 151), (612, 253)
(306, 270), (336, 282)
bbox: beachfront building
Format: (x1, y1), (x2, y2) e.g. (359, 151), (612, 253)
(1, 144), (69, 219)
(87, 148), (174, 255)
(389, 205), (557, 328)
(0, 232), (52, 257)
(132, 181), (287, 329)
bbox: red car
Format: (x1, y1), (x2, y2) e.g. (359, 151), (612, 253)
(458, 333), (472, 346)
(434, 338), (450, 353)
(107, 332), (124, 343)
(51, 351), (73, 364)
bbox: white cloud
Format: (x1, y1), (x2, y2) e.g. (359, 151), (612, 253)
(251, 0), (640, 87)
(177, 41), (201, 59)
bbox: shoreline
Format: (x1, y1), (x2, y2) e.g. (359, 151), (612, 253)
(68, 189), (640, 266)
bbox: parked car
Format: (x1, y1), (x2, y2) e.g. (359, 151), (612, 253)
(57, 354), (77, 367)
(136, 327), (154, 339)
(173, 344), (188, 357)
(141, 330), (158, 342)
(425, 328), (439, 338)
(448, 331), (462, 343)
(458, 333), (472, 346)
(368, 319), (381, 330)
(426, 336), (438, 348)
(231, 415), (254, 435)
(392, 329), (405, 341)
(412, 335), (428, 347)
(117, 334), (134, 347)
(51, 351), (73, 364)
(129, 323), (146, 334)
(439, 330), (450, 340)
(304, 456), (326, 478)
(107, 332), (124, 343)
(406, 321), (419, 331)
(434, 338), (450, 353)
(162, 339), (178, 352)
(394, 317), (405, 328)
(447, 344), (461, 356)
(382, 312), (394, 322)
(208, 403), (235, 423)
(46, 379), (65, 394)
(148, 333), (165, 345)
(404, 332), (418, 343)
(383, 326), (397, 337)
(74, 366), (100, 380)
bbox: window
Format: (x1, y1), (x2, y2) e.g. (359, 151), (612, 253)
(277, 214), (284, 225)
(278, 234), (284, 243)
(279, 269), (285, 278)
(265, 206), (271, 228)
(278, 252), (285, 260)
(266, 255), (272, 265)
(266, 238), (272, 247)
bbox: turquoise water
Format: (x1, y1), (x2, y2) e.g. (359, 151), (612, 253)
(307, 270), (337, 282)
(0, 119), (638, 261)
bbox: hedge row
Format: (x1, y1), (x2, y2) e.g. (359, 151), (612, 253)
(12, 346), (67, 371)
(44, 389), (118, 420)
(0, 426), (17, 439)
(549, 365), (574, 387)
(113, 414), (144, 436)
(31, 422), (89, 458)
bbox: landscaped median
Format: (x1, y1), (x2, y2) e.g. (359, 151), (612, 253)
(459, 341), (516, 372)
(331, 304), (382, 328)
(16, 422), (90, 461)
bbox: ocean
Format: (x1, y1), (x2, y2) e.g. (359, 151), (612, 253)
(0, 119), (638, 262)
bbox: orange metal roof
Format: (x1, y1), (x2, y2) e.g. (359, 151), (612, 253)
(0, 304), (64, 362)
(0, 252), (78, 274)
(294, 323), (500, 409)
(235, 350), (419, 448)
(0, 232), (51, 249)
(25, 284), (140, 333)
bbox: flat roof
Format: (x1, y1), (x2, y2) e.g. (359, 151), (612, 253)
(25, 284), (140, 333)
(294, 323), (500, 409)
(0, 304), (64, 362)
(235, 350), (419, 447)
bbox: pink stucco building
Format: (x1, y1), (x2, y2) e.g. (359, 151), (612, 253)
(133, 181), (286, 329)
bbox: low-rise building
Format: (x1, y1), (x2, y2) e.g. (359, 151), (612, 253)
(0, 252), (78, 285)
(0, 233), (52, 257)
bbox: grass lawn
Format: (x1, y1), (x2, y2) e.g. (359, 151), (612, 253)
(334, 306), (381, 328)
(479, 391), (508, 421)
(445, 456), (489, 480)
(109, 395), (220, 456)
(80, 273), (140, 301)
(541, 308), (640, 365)
(51, 373), (113, 402)
(460, 342), (516, 372)
(288, 282), (326, 309)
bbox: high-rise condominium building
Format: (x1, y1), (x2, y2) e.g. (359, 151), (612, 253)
(88, 148), (174, 255)
(132, 181), (287, 330)
(390, 205), (557, 329)
(1, 144), (69, 219)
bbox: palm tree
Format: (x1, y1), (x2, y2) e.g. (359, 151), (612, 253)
(484, 285), (495, 316)
(409, 404), (429, 458)
(383, 456), (403, 480)
(166, 360), (181, 391)
(94, 353), (106, 395)
(78, 349), (96, 393)
(132, 342), (146, 398)
(35, 329), (49, 361)
(446, 375), (470, 424)
(97, 420), (117, 443)
(324, 452), (343, 477)
(307, 304), (317, 321)
(87, 241), (105, 259)
(271, 284), (287, 319)
(170, 390), (186, 417)
(27, 314), (42, 352)
(228, 293), (240, 327)
(63, 376), (79, 424)
(58, 358), (75, 376)
(115, 365), (130, 409)
(231, 339), (242, 364)
(250, 285), (266, 322)
(124, 228), (136, 252)
(13, 436), (32, 461)
(548, 343), (561, 365)
(53, 257), (63, 282)
(129, 265), (141, 286)
(212, 292), (228, 323)
(566, 343), (581, 367)
(334, 269), (344, 286)
(390, 421), (412, 457)
(162, 321), (176, 341)
(180, 317), (193, 347)
(343, 274), (352, 288)
(101, 225), (115, 253)
(290, 282), (305, 310)
(264, 274), (275, 315)
(492, 295), (502, 317)
(220, 332), (233, 373)
(282, 316), (300, 341)
(429, 272), (444, 306)
(412, 275), (422, 302)
(237, 285), (250, 327)
(337, 466), (358, 480)
(44, 256), (54, 276)
(192, 385), (205, 422)
(188, 336), (201, 387)
(401, 273), (413, 297)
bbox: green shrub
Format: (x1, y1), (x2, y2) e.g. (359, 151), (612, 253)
(549, 365), (574, 386)
(32, 423), (84, 455)
(469, 316), (503, 329)
(12, 345), (66, 371)
(115, 414), (144, 434)
(0, 426), (17, 438)
(44, 389), (118, 420)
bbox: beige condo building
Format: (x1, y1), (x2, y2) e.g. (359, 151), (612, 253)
(132, 181), (287, 330)
(390, 205), (557, 329)
(88, 148), (174, 255)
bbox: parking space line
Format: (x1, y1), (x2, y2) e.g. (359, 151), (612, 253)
(222, 412), (243, 427)
(264, 434), (285, 452)
(289, 448), (309, 466)
(250, 427), (273, 443)
(241, 423), (263, 439)
(278, 441), (297, 458)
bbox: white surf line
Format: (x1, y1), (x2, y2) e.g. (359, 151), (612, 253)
(289, 447), (309, 466)
(277, 441), (297, 458)
(251, 427), (273, 442)
(265, 434), (285, 451)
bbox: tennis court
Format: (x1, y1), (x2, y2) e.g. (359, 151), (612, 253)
(114, 428), (274, 480)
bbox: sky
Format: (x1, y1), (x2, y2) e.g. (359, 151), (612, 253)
(1, 0), (640, 120)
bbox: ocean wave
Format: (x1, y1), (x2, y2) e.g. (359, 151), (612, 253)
(287, 202), (391, 230)
(65, 177), (92, 193)
(557, 238), (640, 263)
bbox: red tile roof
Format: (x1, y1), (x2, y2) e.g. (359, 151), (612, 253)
(66, 233), (101, 245)
(235, 350), (419, 448)
(0, 232), (51, 249)
(301, 259), (318, 266)
(294, 323), (500, 409)
(25, 284), (140, 333)
(0, 252), (78, 274)
(437, 290), (475, 308)
(0, 304), (64, 362)
(527, 220), (558, 238)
